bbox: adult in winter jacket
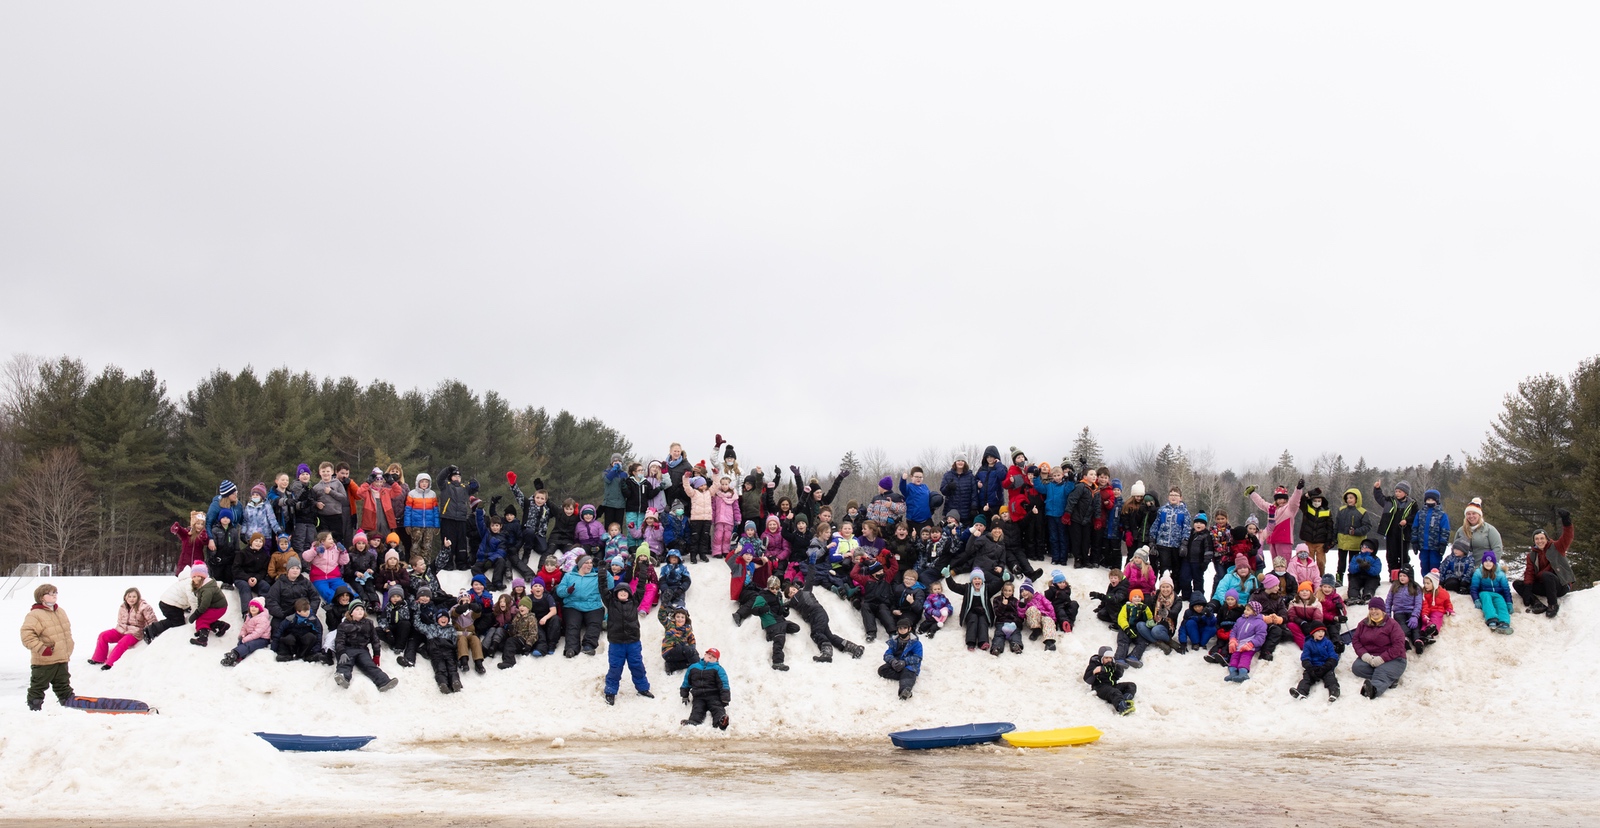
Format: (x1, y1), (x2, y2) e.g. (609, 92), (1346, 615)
(1410, 491), (1452, 577)
(878, 619), (922, 700)
(20, 583), (73, 710)
(1516, 512), (1576, 618)
(90, 587), (157, 670)
(1350, 596), (1407, 699)
(1297, 488), (1336, 576)
(1454, 499), (1504, 559)
(560, 557), (608, 657)
(1370, 479), (1418, 575)
(1333, 488), (1374, 586)
(940, 454), (979, 525)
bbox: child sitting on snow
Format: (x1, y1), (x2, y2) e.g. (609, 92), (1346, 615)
(1178, 592), (1216, 652)
(1043, 570), (1078, 630)
(1203, 590), (1245, 664)
(1083, 646), (1136, 716)
(1417, 570), (1454, 650)
(1090, 569), (1129, 627)
(498, 598), (542, 669)
(1224, 600), (1267, 683)
(333, 600), (398, 691)
(989, 581), (1023, 656)
(919, 581), (952, 637)
(680, 648), (730, 729)
(661, 608), (699, 674)
(1439, 539), (1475, 595)
(1018, 580), (1060, 651)
(1317, 576), (1349, 652)
(879, 617), (921, 700)
(422, 611), (463, 693)
(1289, 623), (1340, 702)
(220, 598), (272, 667)
(1347, 540), (1383, 604)
(274, 599), (324, 662)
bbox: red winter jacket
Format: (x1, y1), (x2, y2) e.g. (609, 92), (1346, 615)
(1420, 587), (1454, 618)
(1003, 465), (1035, 523)
(1523, 524), (1574, 587)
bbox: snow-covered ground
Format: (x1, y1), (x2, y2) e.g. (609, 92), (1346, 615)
(1, 564), (1594, 821)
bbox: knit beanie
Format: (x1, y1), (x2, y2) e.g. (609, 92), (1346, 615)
(878, 476), (893, 491)
(219, 480), (237, 497)
(286, 555), (304, 572)
(191, 563), (209, 578)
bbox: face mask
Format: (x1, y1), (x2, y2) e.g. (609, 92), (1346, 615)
(252, 496), (262, 505)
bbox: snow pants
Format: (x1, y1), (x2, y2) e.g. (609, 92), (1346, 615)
(1478, 593), (1511, 627)
(144, 601), (188, 640)
(1023, 607), (1057, 642)
(877, 663), (918, 694)
(1514, 573), (1570, 611)
(93, 630), (141, 666)
(1352, 657), (1406, 696)
(604, 640), (649, 695)
(337, 648), (392, 687)
(1296, 663), (1340, 697)
(686, 693), (727, 725)
(1092, 681), (1135, 709)
(963, 614), (990, 648)
(1180, 617), (1216, 648)
(564, 607), (603, 653)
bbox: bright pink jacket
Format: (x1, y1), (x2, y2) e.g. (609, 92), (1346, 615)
(1249, 486), (1304, 546)
(240, 608), (272, 643)
(1287, 557), (1321, 590)
(711, 490), (740, 527)
(303, 544), (349, 582)
(1122, 562), (1156, 595)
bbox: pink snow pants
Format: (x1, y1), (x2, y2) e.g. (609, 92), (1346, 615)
(94, 629), (141, 666)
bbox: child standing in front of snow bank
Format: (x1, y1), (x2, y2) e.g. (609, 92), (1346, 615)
(1290, 624), (1340, 702)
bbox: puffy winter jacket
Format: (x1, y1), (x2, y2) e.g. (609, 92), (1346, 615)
(561, 570), (608, 613)
(1150, 503), (1191, 548)
(973, 447), (1007, 513)
(116, 600), (158, 636)
(884, 634), (923, 674)
(1066, 482), (1098, 525)
(1523, 523), (1575, 589)
(1385, 585), (1423, 627)
(334, 616), (381, 655)
(603, 586), (642, 643)
(1333, 489), (1373, 552)
(1470, 568), (1512, 606)
(189, 579), (228, 622)
(1032, 477), (1072, 518)
(437, 473), (474, 522)
(303, 544), (348, 583)
(1349, 549), (1383, 577)
(1298, 495), (1335, 545)
(239, 608), (272, 643)
(940, 466), (979, 521)
(575, 517), (606, 552)
(240, 500), (281, 541)
(682, 660), (731, 699)
(1371, 484), (1417, 551)
(265, 574), (322, 620)
(1230, 614), (1267, 649)
(899, 478), (932, 524)
(1351, 616), (1406, 662)
(1212, 570), (1260, 605)
(602, 464), (626, 510)
(1301, 635), (1339, 669)
(1285, 599), (1323, 629)
(1411, 504), (1451, 553)
(405, 477), (440, 529)
(1420, 587), (1454, 619)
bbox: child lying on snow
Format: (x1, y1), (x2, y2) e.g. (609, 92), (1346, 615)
(680, 648), (730, 729)
(1083, 646), (1136, 716)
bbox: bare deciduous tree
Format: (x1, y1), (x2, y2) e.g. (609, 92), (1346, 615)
(6, 447), (95, 573)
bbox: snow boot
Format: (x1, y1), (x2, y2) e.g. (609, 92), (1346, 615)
(438, 681), (451, 694)
(1547, 603), (1561, 619)
(715, 715), (729, 730)
(1116, 700), (1135, 716)
(497, 660), (514, 670)
(638, 690), (654, 699)
(1289, 687), (1304, 700)
(458, 655), (471, 672)
(681, 719), (697, 727)
(27, 699), (43, 711)
(1328, 692), (1339, 702)
(1029, 629), (1043, 642)
(1173, 642), (1188, 654)
(898, 688), (913, 700)
(772, 663), (789, 671)
(335, 674), (350, 689)
(1154, 640), (1173, 655)
(1008, 641), (1023, 655)
(865, 632), (875, 644)
(813, 645), (833, 663)
(604, 693), (615, 706)
(992, 645), (1003, 657)
(1125, 657), (1143, 668)
(1044, 640), (1057, 651)
(1204, 651), (1226, 665)
(1360, 680), (1375, 699)
(221, 651), (240, 667)
(473, 659), (486, 675)
(100, 663), (112, 671)
(1526, 602), (1548, 615)
(189, 629), (210, 647)
(210, 620), (231, 637)
(379, 677), (398, 691)
(732, 612), (745, 628)
(450, 673), (463, 692)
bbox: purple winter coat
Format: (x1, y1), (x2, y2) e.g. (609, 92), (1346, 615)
(1231, 613), (1267, 649)
(1351, 616), (1407, 662)
(1384, 585), (1423, 629)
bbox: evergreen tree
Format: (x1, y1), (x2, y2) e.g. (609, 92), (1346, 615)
(1070, 427), (1104, 469)
(839, 450), (861, 475)
(1463, 372), (1578, 554)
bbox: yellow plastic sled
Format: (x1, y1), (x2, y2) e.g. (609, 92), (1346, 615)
(1002, 726), (1103, 748)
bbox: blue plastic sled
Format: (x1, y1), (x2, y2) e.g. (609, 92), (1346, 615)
(65, 696), (154, 714)
(888, 722), (1015, 750)
(255, 732), (376, 752)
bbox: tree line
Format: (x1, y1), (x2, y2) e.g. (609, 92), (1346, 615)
(0, 355), (631, 577)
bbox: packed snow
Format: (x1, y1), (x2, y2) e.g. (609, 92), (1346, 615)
(1, 565), (1593, 819)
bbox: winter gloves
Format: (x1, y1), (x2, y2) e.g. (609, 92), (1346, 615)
(1361, 653), (1384, 667)
(1245, 486), (1257, 496)
(890, 659), (906, 671)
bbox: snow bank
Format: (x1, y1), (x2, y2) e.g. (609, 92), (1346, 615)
(1, 565), (1594, 815)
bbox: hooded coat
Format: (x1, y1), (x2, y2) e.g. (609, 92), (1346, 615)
(1334, 488), (1374, 552)
(973, 446), (1007, 514)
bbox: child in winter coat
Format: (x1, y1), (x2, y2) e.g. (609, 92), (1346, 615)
(889, 569), (926, 636)
(1290, 624), (1340, 702)
(497, 598), (541, 669)
(919, 581), (953, 637)
(662, 504), (688, 558)
(1017, 580), (1059, 651)
(1043, 569), (1078, 630)
(274, 599), (324, 662)
(1287, 544), (1321, 592)
(1412, 490), (1453, 578)
(657, 549), (692, 613)
(90, 587), (157, 670)
(1178, 514), (1215, 600)
(1286, 581), (1325, 649)
(1317, 576), (1348, 652)
(727, 546), (773, 605)
(680, 648), (731, 727)
(1333, 488), (1374, 587)
(1204, 590), (1246, 663)
(660, 608), (699, 674)
(711, 477), (741, 558)
(207, 510), (240, 586)
(641, 510), (665, 558)
(1471, 552), (1514, 633)
(989, 582), (1023, 656)
(1385, 569), (1425, 654)
(1250, 573), (1288, 661)
(452, 599), (487, 675)
(546, 498), (580, 553)
(304, 532), (351, 603)
(1148, 488), (1191, 579)
(1440, 539), (1476, 594)
(1224, 601), (1267, 682)
(575, 505), (606, 556)
(603, 523), (630, 562)
(1083, 646), (1136, 716)
(682, 477), (714, 563)
(333, 601), (398, 691)
(1091, 569), (1130, 627)
(1247, 481), (1304, 563)
(1418, 570), (1454, 648)
(220, 598), (272, 666)
(422, 611), (463, 693)
(1347, 540), (1383, 604)
(171, 512), (210, 577)
(1115, 590), (1155, 667)
(1123, 550), (1156, 596)
(879, 618), (922, 700)
(630, 547), (660, 614)
(1178, 591), (1217, 651)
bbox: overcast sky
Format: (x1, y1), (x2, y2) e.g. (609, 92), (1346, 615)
(2, 3), (1596, 474)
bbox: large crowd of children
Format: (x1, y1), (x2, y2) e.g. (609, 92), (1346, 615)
(21, 438), (1582, 723)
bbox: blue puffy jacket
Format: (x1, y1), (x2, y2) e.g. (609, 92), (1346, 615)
(1150, 503), (1191, 548)
(1350, 549), (1382, 577)
(1033, 477), (1073, 518)
(899, 479), (932, 524)
(1439, 550), (1475, 584)
(658, 562), (692, 593)
(473, 508), (509, 563)
(1411, 505), (1452, 553)
(1470, 568), (1511, 606)
(561, 569), (610, 612)
(884, 635), (923, 674)
(663, 513), (687, 547)
(973, 446), (1006, 514)
(940, 467), (978, 521)
(1301, 635), (1339, 669)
